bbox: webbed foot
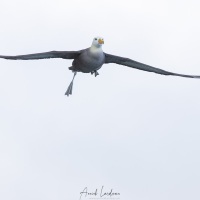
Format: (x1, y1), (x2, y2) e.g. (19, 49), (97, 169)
(65, 72), (77, 96)
(91, 70), (99, 77)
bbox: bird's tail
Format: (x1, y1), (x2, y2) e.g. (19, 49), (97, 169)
(65, 72), (77, 96)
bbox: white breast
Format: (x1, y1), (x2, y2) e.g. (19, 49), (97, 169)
(88, 46), (104, 58)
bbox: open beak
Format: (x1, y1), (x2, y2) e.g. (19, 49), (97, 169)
(98, 39), (104, 44)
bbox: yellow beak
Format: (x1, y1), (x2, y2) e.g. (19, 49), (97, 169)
(98, 39), (104, 44)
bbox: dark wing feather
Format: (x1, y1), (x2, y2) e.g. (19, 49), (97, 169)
(104, 53), (200, 78)
(0, 50), (83, 60)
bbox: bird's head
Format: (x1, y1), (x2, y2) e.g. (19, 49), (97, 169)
(92, 37), (104, 48)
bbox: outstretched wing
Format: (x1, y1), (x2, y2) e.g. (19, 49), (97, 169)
(0, 50), (84, 60)
(104, 53), (200, 78)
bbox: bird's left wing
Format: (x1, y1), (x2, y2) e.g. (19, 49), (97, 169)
(0, 50), (83, 60)
(104, 53), (200, 78)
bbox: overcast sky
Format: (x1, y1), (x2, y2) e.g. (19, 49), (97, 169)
(0, 0), (200, 200)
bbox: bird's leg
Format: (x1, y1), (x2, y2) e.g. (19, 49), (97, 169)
(65, 71), (77, 96)
(94, 70), (99, 77)
(91, 70), (99, 77)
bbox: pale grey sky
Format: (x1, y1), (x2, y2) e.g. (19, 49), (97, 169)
(0, 0), (200, 200)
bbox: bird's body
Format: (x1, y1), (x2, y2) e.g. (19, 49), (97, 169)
(71, 46), (105, 73)
(0, 36), (200, 96)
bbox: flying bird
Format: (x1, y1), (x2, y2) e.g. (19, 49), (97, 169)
(0, 37), (200, 96)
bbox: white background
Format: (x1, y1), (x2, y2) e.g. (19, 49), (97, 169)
(0, 0), (200, 200)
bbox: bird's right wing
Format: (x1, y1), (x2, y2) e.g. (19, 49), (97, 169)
(0, 50), (84, 60)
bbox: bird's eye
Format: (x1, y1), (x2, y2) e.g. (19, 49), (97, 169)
(95, 38), (97, 40)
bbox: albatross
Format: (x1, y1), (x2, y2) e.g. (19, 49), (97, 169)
(0, 36), (199, 96)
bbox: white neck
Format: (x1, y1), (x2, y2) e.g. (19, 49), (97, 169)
(90, 44), (103, 52)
